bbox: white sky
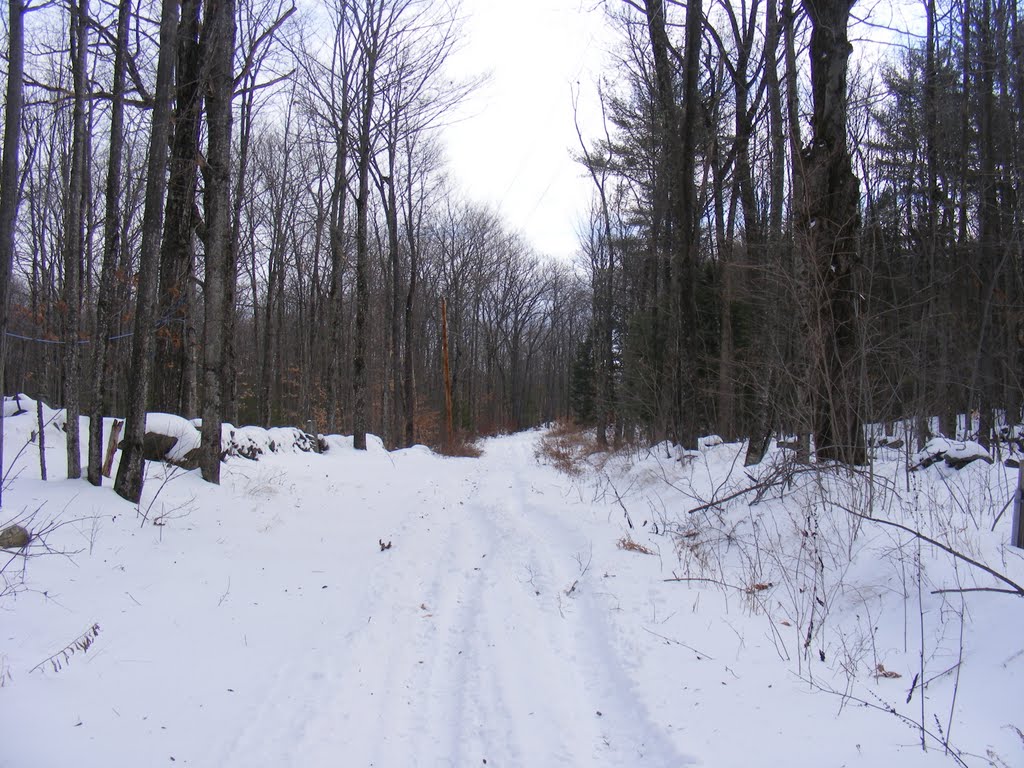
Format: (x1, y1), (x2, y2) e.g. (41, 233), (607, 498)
(442, 0), (615, 261)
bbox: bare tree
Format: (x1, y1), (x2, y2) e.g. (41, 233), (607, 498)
(198, 0), (238, 483)
(0, 0), (27, 506)
(61, 0), (90, 480)
(154, 0), (204, 417)
(795, 0), (865, 464)
(87, 0), (132, 486)
(114, 0), (180, 503)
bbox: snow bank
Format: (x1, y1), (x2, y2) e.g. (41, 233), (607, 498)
(3, 393), (65, 428)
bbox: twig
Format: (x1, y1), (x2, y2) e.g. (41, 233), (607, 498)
(217, 577), (231, 607)
(800, 674), (970, 768)
(604, 472), (634, 528)
(642, 627), (715, 660)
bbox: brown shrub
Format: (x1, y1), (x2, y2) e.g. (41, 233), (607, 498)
(435, 433), (483, 458)
(536, 421), (604, 475)
(617, 534), (655, 555)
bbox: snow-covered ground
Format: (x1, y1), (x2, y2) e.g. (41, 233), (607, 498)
(1, 405), (1022, 767)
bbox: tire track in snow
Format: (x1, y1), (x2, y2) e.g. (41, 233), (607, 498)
(444, 433), (695, 766)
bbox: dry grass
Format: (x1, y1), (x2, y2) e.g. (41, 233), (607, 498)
(435, 435), (483, 459)
(617, 534), (655, 555)
(536, 422), (604, 475)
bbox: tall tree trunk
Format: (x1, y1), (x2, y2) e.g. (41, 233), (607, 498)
(746, 0), (785, 466)
(403, 163), (418, 447)
(644, 0), (702, 449)
(352, 28), (378, 452)
(155, 0), (203, 416)
(797, 0), (865, 464)
(386, 132), (401, 449)
(971, 0), (1001, 449)
(88, 0), (130, 486)
(326, 105), (351, 431)
(0, 0), (25, 506)
(199, 0), (237, 483)
(115, 0), (180, 503)
(62, 0), (89, 480)
(224, 57), (263, 427)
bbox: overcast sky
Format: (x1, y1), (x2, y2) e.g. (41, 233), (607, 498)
(441, 0), (614, 262)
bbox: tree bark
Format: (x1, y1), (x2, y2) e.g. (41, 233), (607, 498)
(87, 0), (130, 486)
(115, 0), (180, 503)
(199, 0), (237, 483)
(155, 0), (204, 417)
(797, 0), (866, 465)
(62, 0), (89, 480)
(644, 0), (702, 449)
(0, 0), (24, 506)
(403, 154), (418, 447)
(352, 7), (379, 452)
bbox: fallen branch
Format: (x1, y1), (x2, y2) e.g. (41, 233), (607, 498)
(686, 463), (819, 515)
(844, 510), (1024, 597)
(799, 674), (970, 768)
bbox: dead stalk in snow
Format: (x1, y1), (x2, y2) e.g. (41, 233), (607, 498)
(29, 623), (101, 674)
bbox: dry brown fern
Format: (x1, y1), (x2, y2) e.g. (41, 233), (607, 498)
(617, 534), (655, 555)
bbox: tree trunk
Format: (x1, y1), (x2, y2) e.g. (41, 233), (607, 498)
(797, 0), (866, 465)
(199, 0), (237, 483)
(87, 0), (130, 486)
(326, 106), (351, 432)
(115, 0), (180, 503)
(155, 0), (203, 415)
(745, 0), (785, 466)
(0, 0), (25, 506)
(62, 0), (89, 480)
(644, 0), (702, 449)
(971, 0), (1000, 450)
(352, 26), (378, 452)
(403, 164), (418, 447)
(387, 135), (401, 449)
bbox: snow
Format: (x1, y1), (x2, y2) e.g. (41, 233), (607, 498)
(1, 409), (1022, 767)
(911, 437), (994, 471)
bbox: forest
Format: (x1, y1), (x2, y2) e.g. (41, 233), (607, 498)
(0, 0), (1021, 502)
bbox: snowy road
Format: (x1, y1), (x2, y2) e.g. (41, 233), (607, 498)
(213, 434), (693, 767)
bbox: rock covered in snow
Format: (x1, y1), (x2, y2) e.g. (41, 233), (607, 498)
(144, 414), (202, 460)
(112, 414), (326, 467)
(698, 434), (725, 450)
(142, 432), (179, 461)
(910, 437), (993, 471)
